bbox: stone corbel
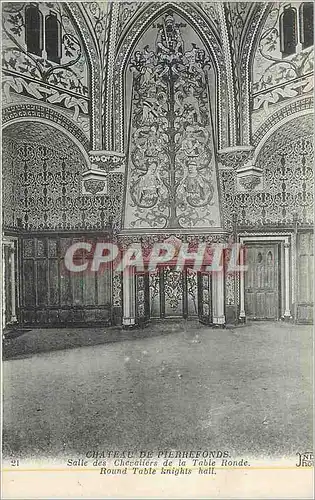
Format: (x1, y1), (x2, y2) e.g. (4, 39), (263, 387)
(217, 146), (254, 170)
(236, 161), (263, 192)
(81, 151), (126, 196)
(82, 169), (108, 195)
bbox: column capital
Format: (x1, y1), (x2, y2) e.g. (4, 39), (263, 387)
(89, 150), (125, 172)
(217, 146), (264, 192)
(81, 151), (125, 195)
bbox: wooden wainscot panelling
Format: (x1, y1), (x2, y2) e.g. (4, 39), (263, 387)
(20, 234), (112, 326)
(297, 232), (314, 323)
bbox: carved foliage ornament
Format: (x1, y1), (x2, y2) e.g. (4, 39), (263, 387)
(218, 146), (254, 169)
(239, 175), (261, 191)
(89, 151), (125, 171)
(83, 179), (106, 195)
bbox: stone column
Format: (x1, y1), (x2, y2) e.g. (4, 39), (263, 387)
(283, 242), (291, 318)
(239, 245), (246, 320)
(10, 246), (17, 323)
(212, 269), (226, 325)
(122, 267), (136, 327)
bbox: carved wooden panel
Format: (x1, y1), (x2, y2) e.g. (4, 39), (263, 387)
(20, 234), (112, 325)
(147, 266), (199, 320)
(197, 272), (212, 325)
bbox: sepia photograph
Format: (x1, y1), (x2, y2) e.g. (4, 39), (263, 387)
(1, 1), (314, 498)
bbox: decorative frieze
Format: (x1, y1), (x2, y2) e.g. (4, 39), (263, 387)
(89, 150), (125, 172)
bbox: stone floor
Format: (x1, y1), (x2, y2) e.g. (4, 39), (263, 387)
(2, 321), (313, 460)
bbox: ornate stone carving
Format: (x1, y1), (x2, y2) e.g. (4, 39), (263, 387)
(252, 97), (314, 147)
(83, 179), (106, 195)
(3, 104), (90, 150)
(89, 150), (125, 172)
(117, 233), (230, 251)
(81, 168), (108, 195)
(238, 175), (261, 191)
(236, 159), (263, 192)
(218, 146), (254, 169)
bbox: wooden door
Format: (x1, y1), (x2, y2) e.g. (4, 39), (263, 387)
(245, 244), (279, 319)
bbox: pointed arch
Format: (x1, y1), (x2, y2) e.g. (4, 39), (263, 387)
(238, 2), (271, 145)
(3, 109), (90, 165)
(109, 2), (231, 153)
(66, 2), (102, 149)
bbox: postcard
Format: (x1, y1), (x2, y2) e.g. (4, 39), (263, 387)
(1, 1), (314, 498)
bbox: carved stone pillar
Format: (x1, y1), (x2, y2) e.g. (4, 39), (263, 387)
(2, 241), (17, 329)
(283, 242), (292, 318)
(212, 270), (226, 326)
(239, 245), (246, 320)
(122, 267), (136, 327)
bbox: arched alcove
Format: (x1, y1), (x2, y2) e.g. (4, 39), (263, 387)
(110, 2), (230, 154)
(3, 121), (89, 230)
(116, 9), (224, 231)
(2, 119), (123, 231)
(2, 120), (117, 326)
(255, 114), (313, 224)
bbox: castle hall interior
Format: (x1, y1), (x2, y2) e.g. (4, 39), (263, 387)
(1, 0), (314, 472)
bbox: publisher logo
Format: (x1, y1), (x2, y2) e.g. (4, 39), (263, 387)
(296, 452), (313, 467)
